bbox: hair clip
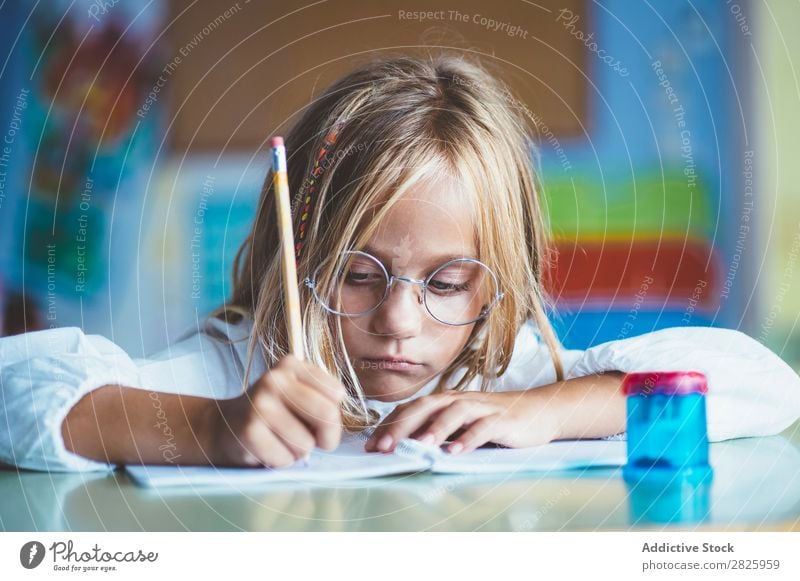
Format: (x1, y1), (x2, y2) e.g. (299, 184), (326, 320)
(295, 129), (339, 259)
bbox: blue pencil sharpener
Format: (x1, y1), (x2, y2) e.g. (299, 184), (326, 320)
(622, 371), (714, 524)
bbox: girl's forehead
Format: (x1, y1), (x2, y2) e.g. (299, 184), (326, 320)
(363, 177), (480, 266)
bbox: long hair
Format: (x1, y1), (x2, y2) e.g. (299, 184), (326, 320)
(213, 53), (563, 429)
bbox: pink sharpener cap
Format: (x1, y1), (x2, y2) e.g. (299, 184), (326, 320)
(270, 136), (284, 148)
(622, 371), (708, 396)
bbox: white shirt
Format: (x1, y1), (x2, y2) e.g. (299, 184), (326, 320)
(1, 318), (799, 472)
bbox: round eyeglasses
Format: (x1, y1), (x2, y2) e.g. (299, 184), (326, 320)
(303, 250), (505, 326)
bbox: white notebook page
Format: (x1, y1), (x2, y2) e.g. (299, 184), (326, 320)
(125, 434), (428, 488)
(126, 436), (627, 488)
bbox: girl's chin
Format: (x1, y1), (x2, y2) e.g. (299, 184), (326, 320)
(358, 372), (434, 403)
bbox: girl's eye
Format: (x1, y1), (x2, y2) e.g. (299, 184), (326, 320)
(428, 278), (471, 294)
(347, 272), (377, 281)
(344, 268), (384, 285)
(427, 263), (479, 294)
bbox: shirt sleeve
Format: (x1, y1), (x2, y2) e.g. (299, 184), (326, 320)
(136, 317), (256, 400)
(561, 327), (800, 442)
(0, 327), (142, 472)
(0, 317), (256, 473)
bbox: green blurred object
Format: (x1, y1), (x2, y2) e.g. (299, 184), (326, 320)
(542, 169), (712, 240)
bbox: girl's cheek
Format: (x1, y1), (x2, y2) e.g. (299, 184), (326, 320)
(436, 326), (475, 359)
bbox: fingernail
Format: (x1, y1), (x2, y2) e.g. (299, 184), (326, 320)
(449, 442), (464, 454)
(418, 433), (434, 445)
(377, 434), (393, 452)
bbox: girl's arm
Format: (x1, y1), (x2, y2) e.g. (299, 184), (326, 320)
(529, 371), (626, 439)
(61, 385), (219, 465)
(365, 372), (625, 453)
(62, 355), (346, 468)
(1, 325), (345, 471)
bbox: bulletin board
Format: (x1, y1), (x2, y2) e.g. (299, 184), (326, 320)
(165, 0), (588, 151)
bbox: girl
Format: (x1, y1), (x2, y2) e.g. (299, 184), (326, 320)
(2, 54), (799, 472)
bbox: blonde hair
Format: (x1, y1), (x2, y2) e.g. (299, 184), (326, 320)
(214, 53), (563, 428)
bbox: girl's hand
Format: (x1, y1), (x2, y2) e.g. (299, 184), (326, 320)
(364, 390), (562, 455)
(205, 354), (346, 467)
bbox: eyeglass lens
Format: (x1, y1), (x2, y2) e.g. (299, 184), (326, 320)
(316, 252), (495, 325)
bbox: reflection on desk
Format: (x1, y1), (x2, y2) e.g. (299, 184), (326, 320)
(1, 428), (799, 531)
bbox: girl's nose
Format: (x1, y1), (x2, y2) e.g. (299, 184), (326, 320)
(370, 280), (424, 338)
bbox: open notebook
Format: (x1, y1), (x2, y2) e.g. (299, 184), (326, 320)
(126, 433), (627, 488)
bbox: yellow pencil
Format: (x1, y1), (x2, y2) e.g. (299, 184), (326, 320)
(270, 136), (305, 360)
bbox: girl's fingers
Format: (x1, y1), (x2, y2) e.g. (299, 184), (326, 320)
(259, 397), (318, 460)
(417, 400), (489, 447)
(239, 421), (297, 468)
(278, 381), (342, 450)
(448, 413), (503, 454)
(366, 398), (448, 452)
(270, 355), (346, 404)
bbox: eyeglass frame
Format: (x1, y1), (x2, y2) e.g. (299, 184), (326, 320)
(302, 250), (505, 327)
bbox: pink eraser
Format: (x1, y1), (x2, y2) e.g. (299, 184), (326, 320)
(270, 136), (284, 148)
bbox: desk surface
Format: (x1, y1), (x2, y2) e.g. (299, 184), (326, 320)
(2, 423), (799, 532)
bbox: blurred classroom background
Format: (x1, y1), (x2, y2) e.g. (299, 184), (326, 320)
(0, 0), (797, 366)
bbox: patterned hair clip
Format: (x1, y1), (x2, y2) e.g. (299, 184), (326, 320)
(295, 129), (338, 259)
